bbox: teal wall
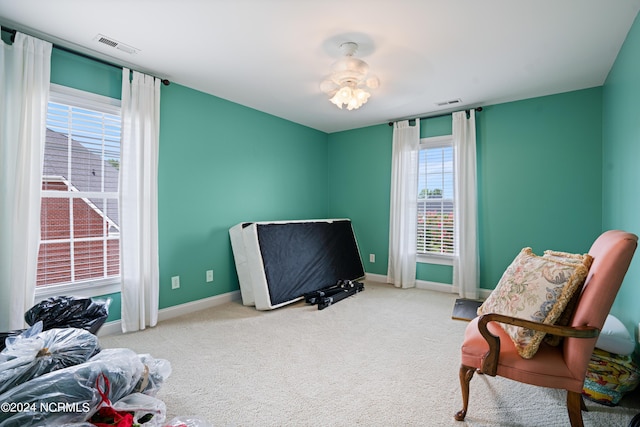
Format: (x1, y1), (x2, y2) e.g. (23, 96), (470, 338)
(102, 292), (121, 323)
(421, 115), (452, 138)
(327, 124), (392, 274)
(328, 88), (603, 290)
(602, 11), (640, 336)
(50, 48), (328, 319)
(416, 262), (453, 284)
(477, 89), (603, 289)
(51, 49), (121, 99)
(157, 84), (328, 308)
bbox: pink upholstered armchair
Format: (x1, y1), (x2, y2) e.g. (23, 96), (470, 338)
(455, 230), (638, 427)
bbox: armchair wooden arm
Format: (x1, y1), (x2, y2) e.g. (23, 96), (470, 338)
(477, 313), (600, 376)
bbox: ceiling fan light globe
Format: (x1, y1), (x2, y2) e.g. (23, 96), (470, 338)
(354, 88), (370, 102)
(320, 79), (338, 93)
(365, 76), (380, 89)
(329, 92), (344, 108)
(337, 86), (352, 101)
(332, 57), (369, 76)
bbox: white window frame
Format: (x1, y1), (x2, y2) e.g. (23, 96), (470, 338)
(416, 135), (455, 266)
(36, 84), (122, 300)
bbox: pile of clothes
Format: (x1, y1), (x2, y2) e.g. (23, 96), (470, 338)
(582, 314), (640, 406)
(0, 297), (208, 427)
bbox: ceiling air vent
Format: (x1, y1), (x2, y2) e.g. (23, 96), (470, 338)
(435, 98), (462, 107)
(93, 34), (139, 54)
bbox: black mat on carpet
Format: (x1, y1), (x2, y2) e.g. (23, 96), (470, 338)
(451, 298), (483, 321)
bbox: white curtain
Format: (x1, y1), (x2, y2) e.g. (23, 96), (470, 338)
(120, 68), (161, 333)
(387, 120), (420, 289)
(452, 110), (479, 299)
(0, 33), (51, 330)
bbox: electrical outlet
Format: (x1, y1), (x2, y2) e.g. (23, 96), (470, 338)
(206, 270), (214, 282)
(171, 276), (180, 289)
(369, 254), (376, 263)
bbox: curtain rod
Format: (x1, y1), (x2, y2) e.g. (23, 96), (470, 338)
(387, 106), (483, 126)
(1, 25), (170, 86)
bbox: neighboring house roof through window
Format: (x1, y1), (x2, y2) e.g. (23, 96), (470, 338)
(43, 128), (120, 229)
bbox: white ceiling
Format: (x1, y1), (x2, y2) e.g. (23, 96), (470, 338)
(1, 0), (639, 133)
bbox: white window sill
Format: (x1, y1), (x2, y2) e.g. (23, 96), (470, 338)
(417, 254), (454, 266)
(34, 277), (121, 303)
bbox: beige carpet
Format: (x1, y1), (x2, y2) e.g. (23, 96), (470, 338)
(101, 281), (640, 426)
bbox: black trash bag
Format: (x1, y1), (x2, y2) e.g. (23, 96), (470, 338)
(24, 296), (110, 335)
(0, 321), (100, 395)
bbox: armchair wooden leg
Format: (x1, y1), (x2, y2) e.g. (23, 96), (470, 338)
(454, 364), (476, 421)
(567, 391), (585, 427)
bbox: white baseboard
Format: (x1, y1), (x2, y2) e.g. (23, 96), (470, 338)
(479, 288), (492, 299)
(366, 272), (491, 299)
(365, 272), (387, 283)
(416, 279), (457, 293)
(365, 271), (457, 293)
(416, 280), (492, 299)
(157, 290), (241, 322)
(98, 290), (241, 337)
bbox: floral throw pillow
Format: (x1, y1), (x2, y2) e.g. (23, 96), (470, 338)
(543, 250), (593, 270)
(542, 250), (593, 346)
(477, 247), (589, 359)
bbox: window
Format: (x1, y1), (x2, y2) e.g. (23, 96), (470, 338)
(417, 135), (455, 258)
(36, 84), (122, 298)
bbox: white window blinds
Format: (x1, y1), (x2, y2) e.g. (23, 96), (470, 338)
(417, 136), (455, 255)
(37, 87), (121, 287)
